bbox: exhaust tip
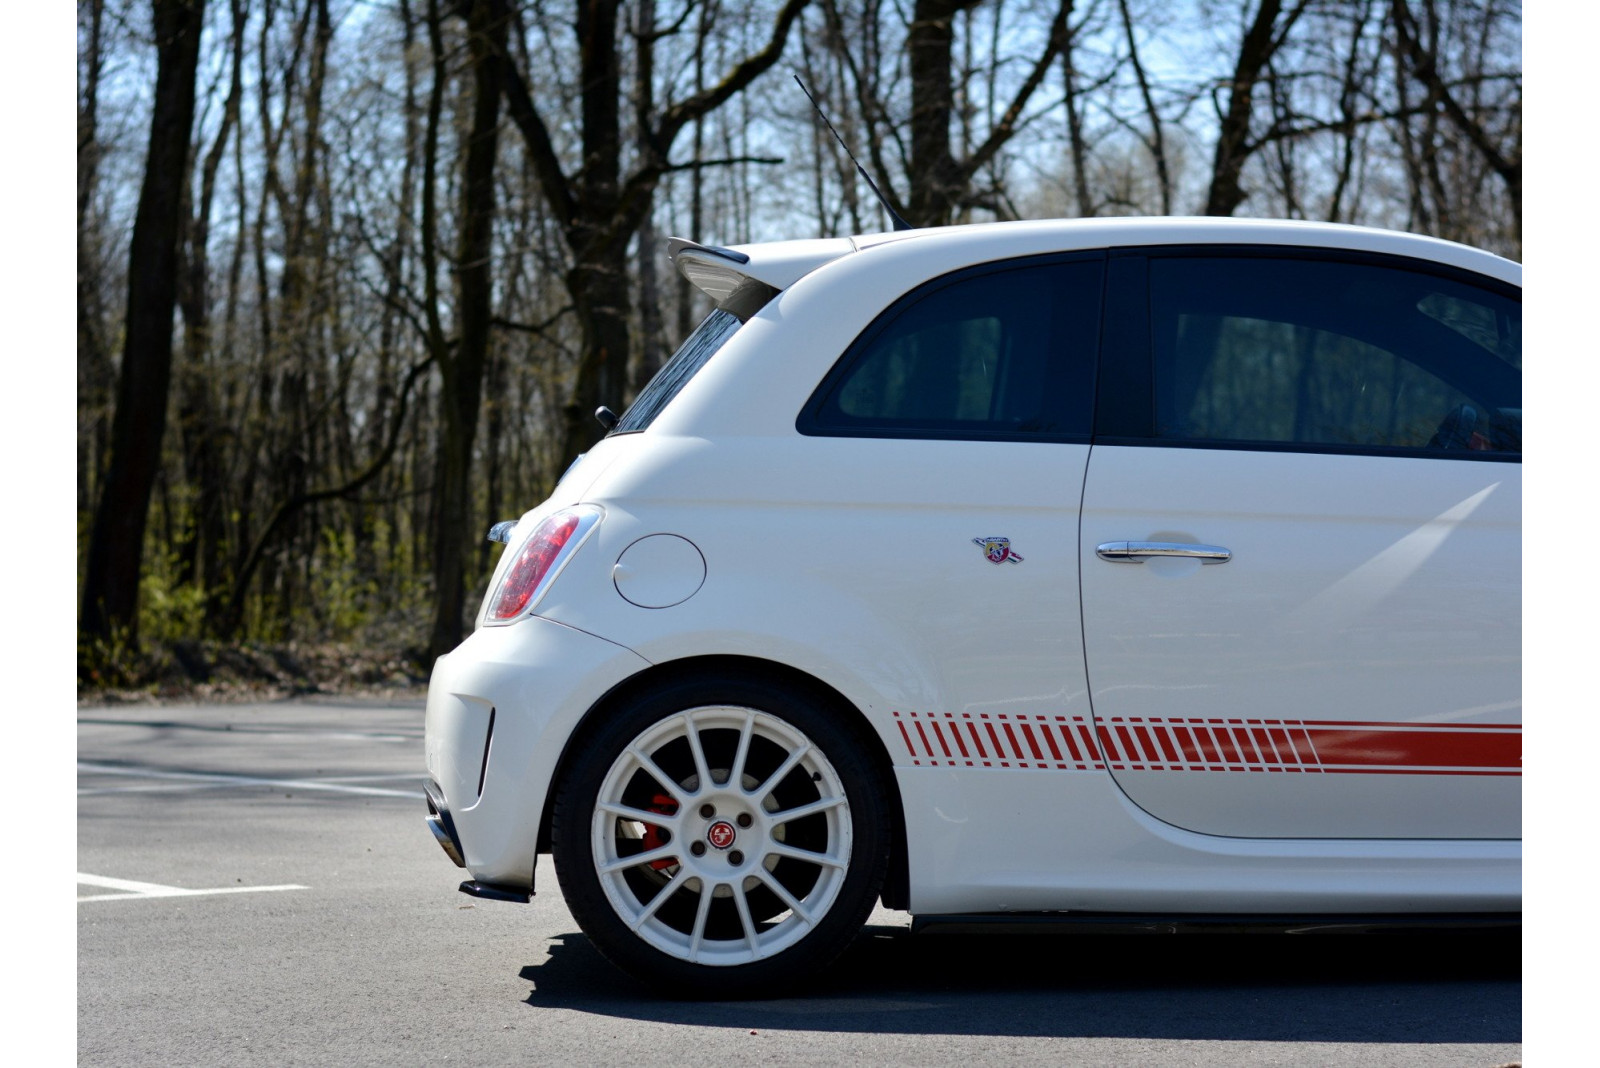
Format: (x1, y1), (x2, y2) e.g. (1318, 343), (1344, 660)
(423, 779), (467, 868)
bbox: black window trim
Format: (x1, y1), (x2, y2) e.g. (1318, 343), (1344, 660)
(1091, 243), (1521, 464)
(796, 250), (1109, 444)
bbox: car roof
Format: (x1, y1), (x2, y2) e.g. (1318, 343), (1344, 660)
(672, 217), (1520, 300)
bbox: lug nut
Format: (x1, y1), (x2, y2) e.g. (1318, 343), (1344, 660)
(728, 850), (744, 865)
(736, 813), (752, 828)
(690, 841), (706, 857)
(699, 803), (716, 818)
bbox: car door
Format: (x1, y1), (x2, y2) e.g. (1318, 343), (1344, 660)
(1078, 249), (1521, 839)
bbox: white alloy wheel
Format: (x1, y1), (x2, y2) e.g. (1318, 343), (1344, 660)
(589, 705), (854, 967)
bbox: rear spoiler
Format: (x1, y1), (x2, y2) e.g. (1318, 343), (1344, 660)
(667, 236), (856, 307)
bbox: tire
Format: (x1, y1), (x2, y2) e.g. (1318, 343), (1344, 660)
(550, 672), (890, 997)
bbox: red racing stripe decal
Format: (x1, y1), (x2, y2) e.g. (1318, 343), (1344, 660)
(948, 719), (970, 759)
(891, 711), (1520, 775)
(1018, 723), (1046, 763)
(1037, 720), (1064, 763)
(893, 714), (919, 766)
(1299, 725), (1521, 770)
(966, 721), (989, 760)
(1057, 718), (1084, 763)
(985, 722), (1008, 764)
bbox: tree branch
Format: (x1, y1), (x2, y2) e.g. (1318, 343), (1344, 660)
(222, 352), (437, 629)
(655, 0), (812, 149)
(496, 33), (578, 230)
(662, 153), (785, 173)
(1389, 0), (1519, 190)
(491, 304), (575, 337)
(962, 0), (1073, 181)
(613, 0), (811, 246)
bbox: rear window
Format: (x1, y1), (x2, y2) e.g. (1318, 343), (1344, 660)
(612, 310), (744, 434)
(613, 272), (779, 434)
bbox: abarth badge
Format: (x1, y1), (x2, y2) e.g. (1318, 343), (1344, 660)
(973, 537), (1023, 564)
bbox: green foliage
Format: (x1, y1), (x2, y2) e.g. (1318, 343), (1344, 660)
(77, 622), (143, 690)
(309, 525), (376, 637)
(138, 548), (207, 646)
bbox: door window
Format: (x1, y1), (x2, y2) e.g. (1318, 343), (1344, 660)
(1148, 256), (1520, 455)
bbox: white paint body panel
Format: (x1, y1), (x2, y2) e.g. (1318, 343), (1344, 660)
(425, 218), (1521, 912)
(897, 767), (1518, 914)
(424, 618), (649, 885)
(1079, 446), (1521, 839)
(535, 434), (1093, 769)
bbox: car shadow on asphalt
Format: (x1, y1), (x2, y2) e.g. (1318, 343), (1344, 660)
(518, 924), (1520, 1042)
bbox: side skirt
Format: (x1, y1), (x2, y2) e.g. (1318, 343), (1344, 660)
(910, 912), (1521, 936)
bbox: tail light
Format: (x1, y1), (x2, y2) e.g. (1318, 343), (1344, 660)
(484, 506), (603, 623)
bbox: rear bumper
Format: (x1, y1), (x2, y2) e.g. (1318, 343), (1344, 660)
(423, 615), (651, 890)
(424, 779), (532, 902)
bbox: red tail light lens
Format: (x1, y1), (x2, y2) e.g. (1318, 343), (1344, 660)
(486, 507), (600, 622)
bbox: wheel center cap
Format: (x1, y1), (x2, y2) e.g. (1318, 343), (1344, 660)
(706, 820), (737, 850)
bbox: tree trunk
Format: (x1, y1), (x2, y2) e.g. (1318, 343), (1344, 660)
(559, 248), (632, 464)
(78, 0), (112, 516)
(1204, 0), (1299, 217)
(80, 0), (208, 652)
(675, 7), (709, 344)
(837, 0), (1070, 228)
(1118, 0), (1171, 214)
(631, 0), (666, 396)
(906, 0), (980, 227)
(176, 0), (245, 624)
(1061, 18), (1094, 217)
(428, 0), (508, 663)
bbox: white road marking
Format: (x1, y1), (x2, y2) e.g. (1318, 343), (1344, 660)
(78, 872), (308, 903)
(209, 731), (415, 743)
(77, 718), (417, 743)
(77, 771), (429, 797)
(77, 782), (245, 797)
(77, 762), (425, 799)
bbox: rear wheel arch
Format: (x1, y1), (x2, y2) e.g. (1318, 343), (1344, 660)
(538, 654), (910, 911)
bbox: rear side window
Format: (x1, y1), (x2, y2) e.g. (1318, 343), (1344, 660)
(1148, 255), (1520, 455)
(801, 256), (1104, 441)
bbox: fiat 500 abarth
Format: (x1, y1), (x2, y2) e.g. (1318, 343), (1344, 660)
(424, 217), (1520, 995)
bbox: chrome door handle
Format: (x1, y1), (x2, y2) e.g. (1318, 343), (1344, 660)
(1096, 541), (1232, 564)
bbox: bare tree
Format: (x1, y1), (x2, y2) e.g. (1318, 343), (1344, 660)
(72, 0), (1522, 680)
(825, 0), (1075, 227)
(1389, 0), (1519, 249)
(1204, 0), (1309, 217)
(427, 0), (510, 662)
(497, 0), (811, 469)
(78, 0), (113, 516)
(1117, 0), (1170, 213)
(81, 0), (209, 653)
(175, 0), (246, 625)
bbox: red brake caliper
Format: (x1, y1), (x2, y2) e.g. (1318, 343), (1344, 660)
(639, 793), (679, 870)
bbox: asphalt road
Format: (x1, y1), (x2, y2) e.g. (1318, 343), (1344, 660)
(78, 698), (1521, 1066)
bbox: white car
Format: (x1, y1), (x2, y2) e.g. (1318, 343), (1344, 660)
(424, 217), (1520, 996)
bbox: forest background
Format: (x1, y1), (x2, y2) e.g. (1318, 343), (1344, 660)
(73, 0), (1522, 697)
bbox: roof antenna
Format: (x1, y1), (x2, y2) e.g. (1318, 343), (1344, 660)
(794, 74), (913, 232)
